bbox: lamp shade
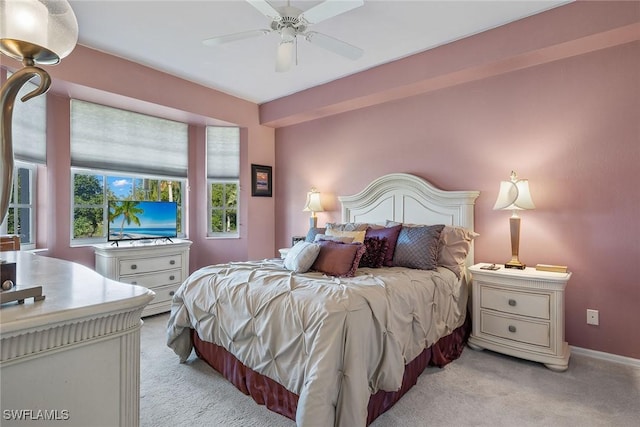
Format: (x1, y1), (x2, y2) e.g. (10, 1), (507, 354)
(303, 188), (324, 213)
(493, 172), (535, 211)
(0, 0), (79, 64)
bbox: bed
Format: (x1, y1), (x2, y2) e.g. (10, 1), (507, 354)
(167, 173), (480, 426)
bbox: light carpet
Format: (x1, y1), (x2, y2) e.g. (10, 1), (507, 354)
(141, 313), (640, 426)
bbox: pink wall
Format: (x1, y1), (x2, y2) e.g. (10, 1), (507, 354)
(273, 3), (640, 359)
(3, 45), (276, 271)
(2, 1), (637, 359)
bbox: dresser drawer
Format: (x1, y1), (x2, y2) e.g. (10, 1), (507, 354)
(480, 286), (550, 320)
(120, 268), (182, 288)
(147, 283), (180, 305)
(119, 254), (182, 275)
(480, 311), (550, 347)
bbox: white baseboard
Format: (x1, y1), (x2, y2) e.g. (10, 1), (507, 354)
(570, 345), (640, 368)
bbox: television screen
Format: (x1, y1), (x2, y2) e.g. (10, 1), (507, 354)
(108, 201), (178, 242)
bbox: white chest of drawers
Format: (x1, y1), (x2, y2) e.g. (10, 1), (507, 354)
(94, 239), (191, 317)
(468, 263), (572, 371)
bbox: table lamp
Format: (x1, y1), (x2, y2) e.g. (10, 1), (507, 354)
(493, 171), (535, 269)
(303, 187), (324, 228)
(1, 0), (78, 223)
(0, 0), (77, 304)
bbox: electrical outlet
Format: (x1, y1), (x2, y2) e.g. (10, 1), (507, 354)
(587, 309), (599, 325)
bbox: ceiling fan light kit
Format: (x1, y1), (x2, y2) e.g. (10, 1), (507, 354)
(276, 39), (296, 72)
(203, 0), (364, 72)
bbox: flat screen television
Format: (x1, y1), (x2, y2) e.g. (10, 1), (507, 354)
(107, 200), (178, 243)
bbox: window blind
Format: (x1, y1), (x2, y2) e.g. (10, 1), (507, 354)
(70, 100), (188, 177)
(12, 75), (46, 164)
(207, 126), (240, 179)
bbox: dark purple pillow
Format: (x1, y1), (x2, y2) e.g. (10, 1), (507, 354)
(359, 237), (389, 268)
(365, 224), (401, 266)
(311, 241), (366, 277)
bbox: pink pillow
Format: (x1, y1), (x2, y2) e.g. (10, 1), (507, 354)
(439, 226), (479, 278)
(311, 241), (366, 277)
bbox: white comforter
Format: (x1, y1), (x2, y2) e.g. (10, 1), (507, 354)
(167, 259), (467, 427)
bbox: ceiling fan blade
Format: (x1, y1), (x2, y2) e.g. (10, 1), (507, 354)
(246, 0), (281, 20)
(202, 29), (271, 46)
(275, 40), (295, 72)
(305, 31), (363, 60)
(300, 0), (364, 24)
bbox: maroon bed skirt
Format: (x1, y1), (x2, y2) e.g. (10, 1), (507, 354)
(192, 313), (471, 425)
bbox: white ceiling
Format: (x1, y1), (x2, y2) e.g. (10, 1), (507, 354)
(68, 0), (569, 104)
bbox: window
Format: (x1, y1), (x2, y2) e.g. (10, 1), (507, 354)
(207, 127), (240, 237)
(72, 170), (186, 244)
(0, 71), (46, 249)
(70, 100), (188, 244)
(3, 163), (36, 249)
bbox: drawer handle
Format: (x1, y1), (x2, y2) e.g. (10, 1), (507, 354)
(508, 325), (517, 333)
(131, 264), (137, 270)
(169, 291), (175, 297)
(508, 299), (517, 306)
(131, 281), (137, 285)
(169, 275), (175, 281)
(169, 260), (176, 265)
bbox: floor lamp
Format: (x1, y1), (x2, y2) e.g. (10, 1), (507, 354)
(493, 171), (535, 269)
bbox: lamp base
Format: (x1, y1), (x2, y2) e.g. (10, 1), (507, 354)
(505, 216), (526, 269)
(504, 260), (526, 269)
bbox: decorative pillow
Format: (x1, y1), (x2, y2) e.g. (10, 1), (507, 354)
(313, 234), (355, 243)
(325, 222), (369, 232)
(311, 241), (366, 277)
(365, 224), (402, 266)
(325, 228), (366, 243)
(305, 227), (326, 243)
(283, 241), (321, 273)
(366, 223), (386, 230)
(439, 226), (479, 278)
(392, 224), (445, 270)
(359, 237), (389, 268)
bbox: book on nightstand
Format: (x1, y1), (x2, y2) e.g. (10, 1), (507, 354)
(535, 264), (568, 273)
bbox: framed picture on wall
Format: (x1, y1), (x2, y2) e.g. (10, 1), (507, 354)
(251, 164), (272, 197)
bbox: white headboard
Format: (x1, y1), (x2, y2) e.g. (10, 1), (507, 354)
(339, 173), (480, 266)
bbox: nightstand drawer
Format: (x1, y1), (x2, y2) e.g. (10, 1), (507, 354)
(119, 254), (182, 275)
(481, 311), (550, 347)
(480, 286), (550, 320)
(120, 268), (183, 288)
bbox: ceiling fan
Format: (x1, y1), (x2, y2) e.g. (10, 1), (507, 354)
(202, 0), (365, 72)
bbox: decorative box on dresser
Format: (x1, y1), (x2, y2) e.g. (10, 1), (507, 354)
(468, 263), (572, 372)
(94, 239), (191, 317)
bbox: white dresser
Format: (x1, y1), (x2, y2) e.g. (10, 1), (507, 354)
(468, 263), (572, 371)
(94, 239), (191, 317)
(0, 251), (154, 427)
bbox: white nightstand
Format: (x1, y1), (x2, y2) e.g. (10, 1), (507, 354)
(468, 263), (572, 371)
